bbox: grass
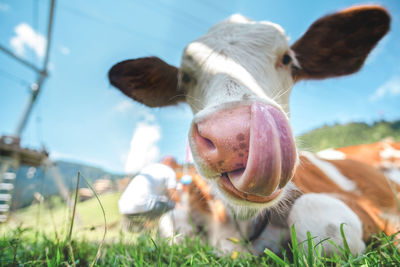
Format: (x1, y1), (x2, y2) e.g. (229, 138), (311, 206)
(4, 192), (123, 241)
(1, 224), (399, 266)
(0, 174), (399, 266)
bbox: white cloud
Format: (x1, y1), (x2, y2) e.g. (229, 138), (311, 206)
(115, 99), (134, 113)
(113, 100), (156, 122)
(369, 76), (400, 102)
(60, 45), (70, 55)
(124, 122), (161, 173)
(0, 3), (10, 12)
(10, 23), (46, 58)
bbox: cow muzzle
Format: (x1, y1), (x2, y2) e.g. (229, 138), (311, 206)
(190, 102), (297, 203)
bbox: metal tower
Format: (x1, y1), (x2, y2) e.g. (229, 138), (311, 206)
(0, 0), (56, 222)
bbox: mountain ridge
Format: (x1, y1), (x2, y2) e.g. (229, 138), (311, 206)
(297, 119), (400, 152)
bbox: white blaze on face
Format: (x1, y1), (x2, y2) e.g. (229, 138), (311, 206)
(181, 14), (295, 115)
(180, 15), (299, 212)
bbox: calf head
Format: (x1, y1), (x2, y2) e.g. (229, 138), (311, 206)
(109, 6), (390, 217)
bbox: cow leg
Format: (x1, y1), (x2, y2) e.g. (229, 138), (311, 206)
(158, 209), (195, 243)
(288, 193), (365, 255)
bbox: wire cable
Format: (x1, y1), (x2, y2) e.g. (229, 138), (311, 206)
(141, 0), (208, 31)
(0, 68), (31, 87)
(60, 3), (182, 51)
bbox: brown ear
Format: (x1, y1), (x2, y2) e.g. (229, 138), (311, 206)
(108, 57), (184, 107)
(291, 5), (390, 80)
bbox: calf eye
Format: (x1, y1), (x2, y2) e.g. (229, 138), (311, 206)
(282, 54), (292, 65)
(182, 72), (191, 83)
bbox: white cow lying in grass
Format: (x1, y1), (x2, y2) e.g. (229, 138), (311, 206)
(109, 5), (399, 255)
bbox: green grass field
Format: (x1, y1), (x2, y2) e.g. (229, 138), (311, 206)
(1, 192), (399, 266)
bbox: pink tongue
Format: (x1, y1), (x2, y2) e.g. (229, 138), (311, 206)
(227, 168), (245, 181)
(228, 103), (282, 196)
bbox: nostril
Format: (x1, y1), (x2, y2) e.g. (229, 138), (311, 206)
(203, 136), (216, 150)
(194, 123), (217, 151)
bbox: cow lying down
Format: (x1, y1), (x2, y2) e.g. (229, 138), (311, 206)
(159, 155), (400, 255)
(109, 5), (399, 255)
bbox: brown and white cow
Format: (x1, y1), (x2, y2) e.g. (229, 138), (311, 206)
(318, 139), (400, 185)
(109, 5), (399, 255)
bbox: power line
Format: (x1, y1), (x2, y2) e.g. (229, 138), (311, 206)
(200, 0), (231, 17)
(141, 0), (209, 31)
(33, 0), (39, 34)
(15, 0), (56, 137)
(0, 68), (31, 87)
(0, 45), (43, 74)
(60, 3), (183, 52)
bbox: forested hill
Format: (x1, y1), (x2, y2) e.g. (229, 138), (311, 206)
(297, 120), (400, 152)
(12, 160), (124, 209)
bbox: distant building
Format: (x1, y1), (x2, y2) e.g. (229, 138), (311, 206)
(78, 188), (93, 201)
(94, 178), (113, 194)
(116, 177), (131, 192)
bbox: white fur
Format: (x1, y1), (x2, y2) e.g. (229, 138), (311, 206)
(183, 16), (296, 212)
(158, 202), (248, 254)
(158, 208), (196, 244)
(317, 148), (347, 160)
(288, 193), (365, 255)
(182, 14), (294, 115)
(208, 213), (249, 254)
(384, 168), (400, 185)
(301, 151), (357, 192)
(380, 143), (400, 160)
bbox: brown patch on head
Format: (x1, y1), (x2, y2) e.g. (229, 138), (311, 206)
(108, 57), (184, 107)
(291, 5), (390, 80)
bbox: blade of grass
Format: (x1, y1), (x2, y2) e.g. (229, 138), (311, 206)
(80, 173), (108, 267)
(56, 245), (61, 265)
(45, 247), (51, 266)
(307, 231), (314, 267)
(340, 223), (351, 259)
(68, 243), (77, 267)
(314, 237), (330, 248)
(291, 224), (300, 267)
(264, 248), (288, 266)
(169, 235), (175, 266)
(67, 172), (80, 242)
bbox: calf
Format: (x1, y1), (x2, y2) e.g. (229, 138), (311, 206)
(109, 5), (399, 254)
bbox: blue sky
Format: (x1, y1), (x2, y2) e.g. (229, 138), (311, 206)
(1, 0), (399, 173)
